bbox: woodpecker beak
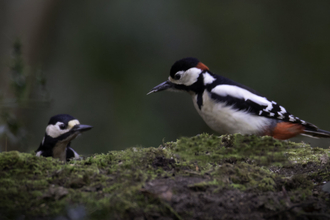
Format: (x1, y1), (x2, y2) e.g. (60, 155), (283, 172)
(147, 80), (174, 95)
(52, 124), (92, 144)
(72, 124), (93, 133)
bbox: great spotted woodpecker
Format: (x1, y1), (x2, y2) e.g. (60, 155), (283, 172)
(148, 57), (330, 140)
(35, 114), (92, 161)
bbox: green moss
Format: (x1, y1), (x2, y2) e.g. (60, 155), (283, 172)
(0, 134), (329, 219)
(258, 177), (276, 191)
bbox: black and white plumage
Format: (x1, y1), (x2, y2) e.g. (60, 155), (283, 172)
(36, 114), (92, 161)
(148, 57), (330, 140)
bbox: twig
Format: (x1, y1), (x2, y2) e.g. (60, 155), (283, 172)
(184, 170), (202, 175)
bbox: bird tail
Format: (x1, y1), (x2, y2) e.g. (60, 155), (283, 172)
(302, 128), (330, 138)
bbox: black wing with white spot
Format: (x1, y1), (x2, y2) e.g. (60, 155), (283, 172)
(205, 75), (319, 130)
(257, 100), (317, 129)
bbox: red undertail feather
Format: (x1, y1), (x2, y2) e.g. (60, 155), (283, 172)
(268, 122), (330, 140)
(270, 122), (305, 140)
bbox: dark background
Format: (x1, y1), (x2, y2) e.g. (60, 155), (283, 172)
(1, 1), (330, 155)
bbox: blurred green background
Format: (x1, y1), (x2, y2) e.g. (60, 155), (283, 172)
(1, 1), (330, 155)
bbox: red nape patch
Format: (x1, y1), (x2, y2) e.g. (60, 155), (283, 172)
(271, 122), (305, 140)
(196, 62), (209, 71)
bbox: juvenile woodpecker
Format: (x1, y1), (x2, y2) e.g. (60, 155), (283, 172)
(148, 57), (330, 140)
(36, 114), (92, 161)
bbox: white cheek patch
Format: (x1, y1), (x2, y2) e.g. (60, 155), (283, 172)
(46, 122), (66, 138)
(169, 68), (202, 86)
(182, 68), (202, 86)
(45, 119), (80, 138)
(168, 71), (184, 83)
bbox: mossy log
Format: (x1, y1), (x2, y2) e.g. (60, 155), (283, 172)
(0, 134), (330, 220)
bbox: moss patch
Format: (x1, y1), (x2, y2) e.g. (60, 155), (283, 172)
(0, 134), (330, 219)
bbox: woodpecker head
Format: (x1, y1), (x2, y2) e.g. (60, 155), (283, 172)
(36, 114), (93, 161)
(148, 57), (210, 95)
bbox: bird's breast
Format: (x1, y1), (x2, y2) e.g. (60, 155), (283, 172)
(192, 91), (273, 135)
(52, 142), (68, 161)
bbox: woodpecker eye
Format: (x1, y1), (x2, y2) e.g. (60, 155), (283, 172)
(59, 124), (67, 130)
(174, 74), (181, 80)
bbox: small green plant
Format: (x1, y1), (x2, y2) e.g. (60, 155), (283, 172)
(0, 39), (50, 152)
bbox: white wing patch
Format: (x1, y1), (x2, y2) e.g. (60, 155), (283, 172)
(203, 72), (216, 85)
(289, 115), (296, 122)
(280, 106), (286, 114)
(211, 85), (273, 110)
(277, 112), (285, 119)
(209, 84), (314, 128)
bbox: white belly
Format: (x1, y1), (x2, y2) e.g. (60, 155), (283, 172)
(192, 91), (272, 135)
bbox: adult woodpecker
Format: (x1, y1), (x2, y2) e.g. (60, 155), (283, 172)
(36, 114), (92, 161)
(148, 57), (330, 140)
